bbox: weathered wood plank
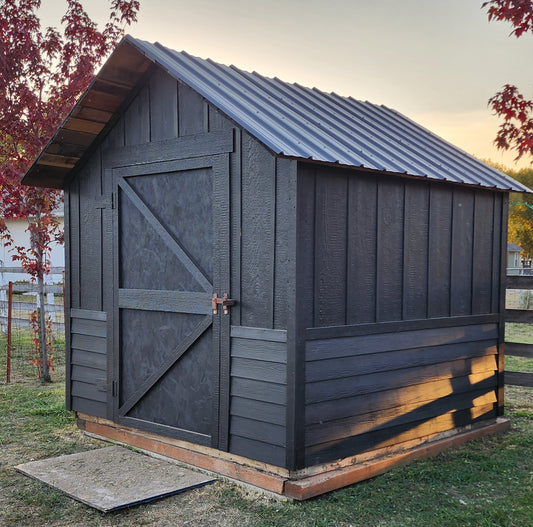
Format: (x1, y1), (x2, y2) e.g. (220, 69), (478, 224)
(213, 152), (231, 451)
(505, 371), (533, 387)
(305, 370), (497, 425)
(306, 389), (497, 446)
(118, 288), (212, 314)
(230, 435), (286, 467)
(274, 158), (293, 329)
(71, 396), (107, 417)
(305, 314), (499, 341)
(78, 153), (102, 311)
(240, 133), (276, 328)
(306, 354), (497, 404)
(230, 326), (287, 342)
(505, 342), (533, 358)
(230, 416), (285, 447)
(121, 416), (211, 447)
(428, 185), (452, 317)
(306, 339), (497, 382)
(70, 308), (107, 322)
(231, 357), (287, 384)
(71, 317), (106, 338)
(71, 349), (106, 370)
(346, 174), (377, 324)
(506, 275), (533, 290)
(178, 82), (206, 136)
(230, 397), (285, 426)
(230, 377), (286, 405)
(208, 105), (233, 132)
(305, 404), (496, 465)
(71, 380), (107, 403)
(231, 337), (287, 363)
(505, 309), (533, 324)
(376, 178), (404, 322)
(71, 364), (106, 386)
(292, 163), (316, 470)
(492, 193), (503, 313)
(403, 182), (429, 319)
(450, 188), (474, 316)
(472, 190), (494, 314)
(230, 128), (242, 326)
(71, 333), (106, 354)
(103, 130), (233, 168)
(124, 83), (150, 145)
(306, 323), (498, 361)
(149, 68), (178, 141)
(314, 169), (348, 326)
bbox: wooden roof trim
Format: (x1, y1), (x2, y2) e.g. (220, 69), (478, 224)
(39, 153), (79, 169)
(22, 37), (153, 188)
(63, 117), (106, 135)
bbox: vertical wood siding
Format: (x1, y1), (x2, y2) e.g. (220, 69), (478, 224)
(297, 164), (505, 467)
(298, 166), (502, 327)
(66, 67), (295, 464)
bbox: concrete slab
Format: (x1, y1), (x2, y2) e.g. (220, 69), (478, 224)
(15, 446), (215, 512)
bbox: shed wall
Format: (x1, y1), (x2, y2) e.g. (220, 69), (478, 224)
(65, 68), (292, 466)
(296, 164), (505, 467)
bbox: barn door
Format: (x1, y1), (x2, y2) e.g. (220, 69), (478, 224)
(112, 155), (230, 449)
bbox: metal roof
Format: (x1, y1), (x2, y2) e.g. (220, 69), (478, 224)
(23, 35), (531, 192)
(508, 242), (524, 252)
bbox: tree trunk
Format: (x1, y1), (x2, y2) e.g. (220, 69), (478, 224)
(37, 275), (51, 383)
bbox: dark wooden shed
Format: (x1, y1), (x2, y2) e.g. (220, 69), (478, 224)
(23, 36), (529, 499)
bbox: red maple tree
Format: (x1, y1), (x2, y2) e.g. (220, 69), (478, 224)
(483, 0), (533, 161)
(0, 0), (139, 382)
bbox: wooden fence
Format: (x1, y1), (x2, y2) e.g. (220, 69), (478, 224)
(505, 275), (533, 388)
(0, 266), (65, 332)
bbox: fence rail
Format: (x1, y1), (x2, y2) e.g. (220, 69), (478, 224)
(505, 275), (533, 388)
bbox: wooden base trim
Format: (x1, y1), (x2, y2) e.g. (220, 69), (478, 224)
(79, 415), (510, 500)
(284, 418), (511, 500)
(82, 419), (286, 494)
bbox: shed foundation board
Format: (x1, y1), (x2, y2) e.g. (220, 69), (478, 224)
(79, 415), (510, 500)
(14, 446), (215, 512)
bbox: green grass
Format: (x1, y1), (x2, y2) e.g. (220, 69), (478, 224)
(231, 417), (533, 526)
(1, 377), (532, 527)
(0, 377), (532, 526)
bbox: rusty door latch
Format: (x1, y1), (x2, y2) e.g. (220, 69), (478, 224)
(212, 293), (235, 315)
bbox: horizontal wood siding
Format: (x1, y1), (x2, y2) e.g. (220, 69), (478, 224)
(70, 310), (107, 418)
(304, 321), (499, 465)
(229, 326), (287, 466)
(297, 167), (502, 328)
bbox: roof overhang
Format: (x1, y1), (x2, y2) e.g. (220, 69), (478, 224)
(22, 36), (152, 188)
(21, 35), (532, 194)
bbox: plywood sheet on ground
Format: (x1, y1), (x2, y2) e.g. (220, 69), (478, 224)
(15, 445), (215, 512)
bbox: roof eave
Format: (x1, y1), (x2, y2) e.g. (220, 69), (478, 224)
(22, 36), (153, 188)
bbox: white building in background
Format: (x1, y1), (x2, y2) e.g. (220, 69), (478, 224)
(0, 207), (65, 286)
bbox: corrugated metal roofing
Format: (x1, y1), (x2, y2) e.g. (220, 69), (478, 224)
(22, 35), (531, 192)
(127, 36), (530, 192)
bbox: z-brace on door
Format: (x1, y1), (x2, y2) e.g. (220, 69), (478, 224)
(112, 154), (231, 450)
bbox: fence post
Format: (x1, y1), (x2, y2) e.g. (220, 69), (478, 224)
(6, 281), (12, 384)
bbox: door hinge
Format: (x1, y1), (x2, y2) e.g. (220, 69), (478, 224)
(112, 380), (118, 397)
(212, 293), (235, 315)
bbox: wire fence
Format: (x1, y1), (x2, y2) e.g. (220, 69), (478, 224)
(0, 272), (65, 384)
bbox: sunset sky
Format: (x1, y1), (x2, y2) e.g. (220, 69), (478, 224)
(41, 0), (533, 170)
